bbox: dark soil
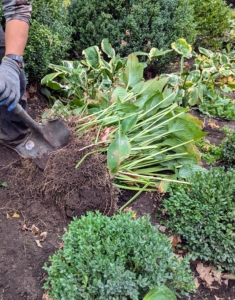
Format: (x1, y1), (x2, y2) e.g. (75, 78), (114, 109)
(1, 89), (235, 299)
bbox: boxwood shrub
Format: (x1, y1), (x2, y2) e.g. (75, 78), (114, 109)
(0, 0), (73, 81)
(43, 212), (195, 299)
(161, 167), (235, 272)
(67, 0), (197, 72)
(190, 0), (231, 50)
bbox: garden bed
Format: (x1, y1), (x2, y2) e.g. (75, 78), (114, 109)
(1, 91), (235, 300)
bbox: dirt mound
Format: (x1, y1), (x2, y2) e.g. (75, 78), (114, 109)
(0, 130), (118, 218)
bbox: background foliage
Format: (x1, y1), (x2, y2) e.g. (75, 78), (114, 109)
(0, 0), (73, 81)
(190, 0), (231, 50)
(160, 167), (235, 272)
(67, 0), (197, 72)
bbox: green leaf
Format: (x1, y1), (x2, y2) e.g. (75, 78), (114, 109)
(1, 182), (8, 187)
(41, 72), (63, 85)
(101, 38), (115, 58)
(82, 45), (101, 69)
(40, 88), (51, 99)
(125, 54), (143, 88)
(111, 86), (130, 102)
(171, 38), (192, 58)
(47, 81), (63, 91)
(143, 285), (176, 300)
(149, 48), (172, 60)
(198, 47), (213, 58)
(179, 164), (208, 179)
(122, 115), (138, 134)
(107, 132), (131, 174)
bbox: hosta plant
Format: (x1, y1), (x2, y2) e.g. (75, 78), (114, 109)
(42, 40), (206, 195)
(160, 167), (235, 272)
(43, 212), (195, 299)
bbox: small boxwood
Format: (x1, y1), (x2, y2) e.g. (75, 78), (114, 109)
(161, 167), (235, 272)
(43, 212), (195, 299)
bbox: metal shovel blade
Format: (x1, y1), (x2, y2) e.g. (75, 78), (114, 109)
(13, 104), (70, 169)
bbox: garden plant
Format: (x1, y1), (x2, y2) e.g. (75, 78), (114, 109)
(43, 212), (195, 299)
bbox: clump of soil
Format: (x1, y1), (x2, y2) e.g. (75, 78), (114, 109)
(0, 129), (118, 218)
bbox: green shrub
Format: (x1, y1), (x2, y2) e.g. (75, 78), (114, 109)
(160, 167), (235, 272)
(190, 0), (231, 50)
(67, 0), (197, 71)
(23, 0), (73, 81)
(2, 0), (71, 81)
(222, 131), (235, 166)
(43, 212), (195, 299)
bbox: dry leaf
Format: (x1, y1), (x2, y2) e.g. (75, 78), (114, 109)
(35, 240), (43, 248)
(169, 235), (181, 247)
(6, 213), (11, 219)
(31, 224), (40, 234)
(125, 30), (130, 36)
(131, 212), (137, 219)
(196, 263), (214, 287)
(214, 297), (224, 300)
(208, 121), (220, 129)
(40, 232), (48, 242)
(22, 224), (30, 231)
(42, 292), (53, 300)
(158, 225), (167, 233)
(12, 212), (20, 218)
(203, 145), (210, 152)
(211, 268), (222, 284)
(123, 207), (133, 213)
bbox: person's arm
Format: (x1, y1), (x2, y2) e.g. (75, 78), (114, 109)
(0, 0), (32, 111)
(5, 20), (29, 55)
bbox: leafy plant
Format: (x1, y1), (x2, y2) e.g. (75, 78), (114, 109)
(43, 212), (195, 299)
(0, 182), (7, 187)
(67, 0), (196, 72)
(41, 40), (206, 195)
(190, 0), (231, 50)
(195, 138), (223, 165)
(143, 285), (176, 300)
(222, 130), (235, 166)
(22, 0), (73, 81)
(160, 167), (235, 272)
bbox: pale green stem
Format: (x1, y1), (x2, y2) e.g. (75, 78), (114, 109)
(119, 182), (150, 211)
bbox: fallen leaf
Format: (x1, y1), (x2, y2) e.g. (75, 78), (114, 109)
(208, 121), (220, 129)
(31, 224), (40, 234)
(6, 213), (11, 219)
(196, 263), (214, 287)
(158, 225), (167, 233)
(12, 212), (20, 218)
(22, 224), (30, 231)
(131, 212), (137, 219)
(169, 235), (181, 248)
(42, 292), (53, 300)
(123, 207), (133, 213)
(211, 268), (222, 284)
(40, 232), (48, 242)
(214, 297), (224, 300)
(35, 240), (43, 248)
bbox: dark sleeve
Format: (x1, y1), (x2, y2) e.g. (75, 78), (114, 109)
(2, 0), (32, 24)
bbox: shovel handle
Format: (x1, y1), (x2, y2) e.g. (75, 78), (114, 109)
(13, 103), (42, 133)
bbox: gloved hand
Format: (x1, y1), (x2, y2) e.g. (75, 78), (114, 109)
(0, 56), (21, 112)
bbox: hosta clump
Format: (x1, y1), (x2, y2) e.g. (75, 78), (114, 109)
(43, 212), (195, 299)
(161, 167), (235, 272)
(222, 131), (235, 167)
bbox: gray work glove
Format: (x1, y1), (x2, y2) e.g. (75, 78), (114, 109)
(0, 57), (21, 112)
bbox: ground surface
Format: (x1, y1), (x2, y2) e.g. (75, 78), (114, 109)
(1, 89), (235, 300)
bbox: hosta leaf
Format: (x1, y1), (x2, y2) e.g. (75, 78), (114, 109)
(125, 54), (143, 88)
(143, 91), (163, 116)
(47, 81), (63, 91)
(171, 38), (192, 58)
(107, 132), (131, 174)
(149, 48), (172, 60)
(111, 86), (130, 102)
(116, 98), (139, 113)
(143, 285), (176, 300)
(122, 115), (138, 134)
(179, 164), (208, 179)
(101, 38), (115, 58)
(198, 47), (213, 58)
(41, 72), (63, 86)
(82, 46), (101, 69)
